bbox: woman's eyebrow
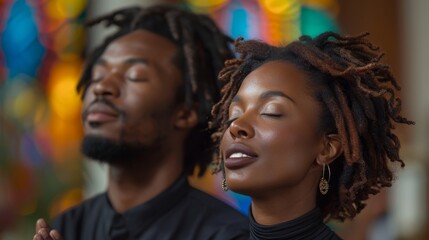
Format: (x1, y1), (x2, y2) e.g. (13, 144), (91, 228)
(260, 90), (296, 104)
(231, 95), (240, 103)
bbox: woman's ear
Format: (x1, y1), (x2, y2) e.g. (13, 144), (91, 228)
(174, 106), (198, 130)
(316, 134), (343, 165)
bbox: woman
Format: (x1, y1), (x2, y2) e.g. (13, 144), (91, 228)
(210, 32), (414, 239)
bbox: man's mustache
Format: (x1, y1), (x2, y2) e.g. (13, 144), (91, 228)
(82, 98), (126, 121)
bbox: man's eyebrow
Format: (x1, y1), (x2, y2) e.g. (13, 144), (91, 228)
(94, 58), (106, 65)
(124, 58), (149, 64)
(260, 90), (296, 103)
(94, 58), (149, 65)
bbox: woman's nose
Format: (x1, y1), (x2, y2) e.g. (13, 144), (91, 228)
(228, 114), (255, 140)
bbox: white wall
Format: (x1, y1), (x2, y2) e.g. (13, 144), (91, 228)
(391, 0), (429, 238)
(401, 0), (429, 154)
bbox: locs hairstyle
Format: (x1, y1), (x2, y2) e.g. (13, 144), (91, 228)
(211, 32), (414, 221)
(78, 5), (233, 176)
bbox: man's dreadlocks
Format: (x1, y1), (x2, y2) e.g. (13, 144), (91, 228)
(77, 5), (233, 177)
(211, 32), (414, 221)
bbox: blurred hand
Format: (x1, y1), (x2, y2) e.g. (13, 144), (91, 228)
(33, 218), (63, 240)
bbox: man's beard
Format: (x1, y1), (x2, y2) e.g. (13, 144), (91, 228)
(81, 135), (145, 165)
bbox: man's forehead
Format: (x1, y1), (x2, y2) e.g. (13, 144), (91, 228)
(109, 30), (176, 51)
(100, 30), (178, 61)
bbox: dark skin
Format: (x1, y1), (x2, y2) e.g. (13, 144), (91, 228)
(34, 30), (198, 240)
(220, 60), (342, 225)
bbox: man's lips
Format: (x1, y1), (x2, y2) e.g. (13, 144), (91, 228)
(87, 112), (118, 122)
(224, 143), (258, 169)
(84, 103), (119, 124)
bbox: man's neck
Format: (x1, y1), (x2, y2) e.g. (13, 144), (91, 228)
(106, 154), (183, 213)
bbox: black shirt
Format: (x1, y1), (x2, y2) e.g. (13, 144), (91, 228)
(249, 207), (341, 240)
(52, 176), (249, 240)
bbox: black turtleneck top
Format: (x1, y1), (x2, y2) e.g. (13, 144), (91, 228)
(249, 207), (341, 240)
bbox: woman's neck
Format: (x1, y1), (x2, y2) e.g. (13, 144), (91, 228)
(250, 186), (317, 225)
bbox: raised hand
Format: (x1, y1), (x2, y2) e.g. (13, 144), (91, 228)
(33, 218), (62, 240)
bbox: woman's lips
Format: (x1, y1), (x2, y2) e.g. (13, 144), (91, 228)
(224, 156), (257, 169)
(224, 143), (258, 169)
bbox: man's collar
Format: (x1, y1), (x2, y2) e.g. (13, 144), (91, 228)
(101, 175), (190, 238)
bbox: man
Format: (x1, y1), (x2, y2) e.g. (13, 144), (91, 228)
(33, 5), (248, 240)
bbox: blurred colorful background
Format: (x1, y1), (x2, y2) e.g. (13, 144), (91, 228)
(1, 0), (428, 239)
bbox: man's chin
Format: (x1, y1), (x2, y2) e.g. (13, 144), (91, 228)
(81, 135), (143, 164)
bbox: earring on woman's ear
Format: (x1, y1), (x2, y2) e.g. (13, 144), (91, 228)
(221, 159), (229, 191)
(222, 178), (229, 192)
(319, 163), (331, 195)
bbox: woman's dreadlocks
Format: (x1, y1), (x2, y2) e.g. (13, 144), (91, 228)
(211, 32), (414, 221)
(77, 5), (233, 176)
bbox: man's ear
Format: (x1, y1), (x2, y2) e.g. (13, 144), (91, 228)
(316, 134), (343, 165)
(174, 106), (198, 130)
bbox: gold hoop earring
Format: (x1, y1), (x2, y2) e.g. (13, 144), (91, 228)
(222, 178), (229, 191)
(221, 159), (229, 191)
(319, 163), (331, 195)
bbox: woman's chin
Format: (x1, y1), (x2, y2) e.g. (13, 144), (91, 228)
(227, 181), (261, 197)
